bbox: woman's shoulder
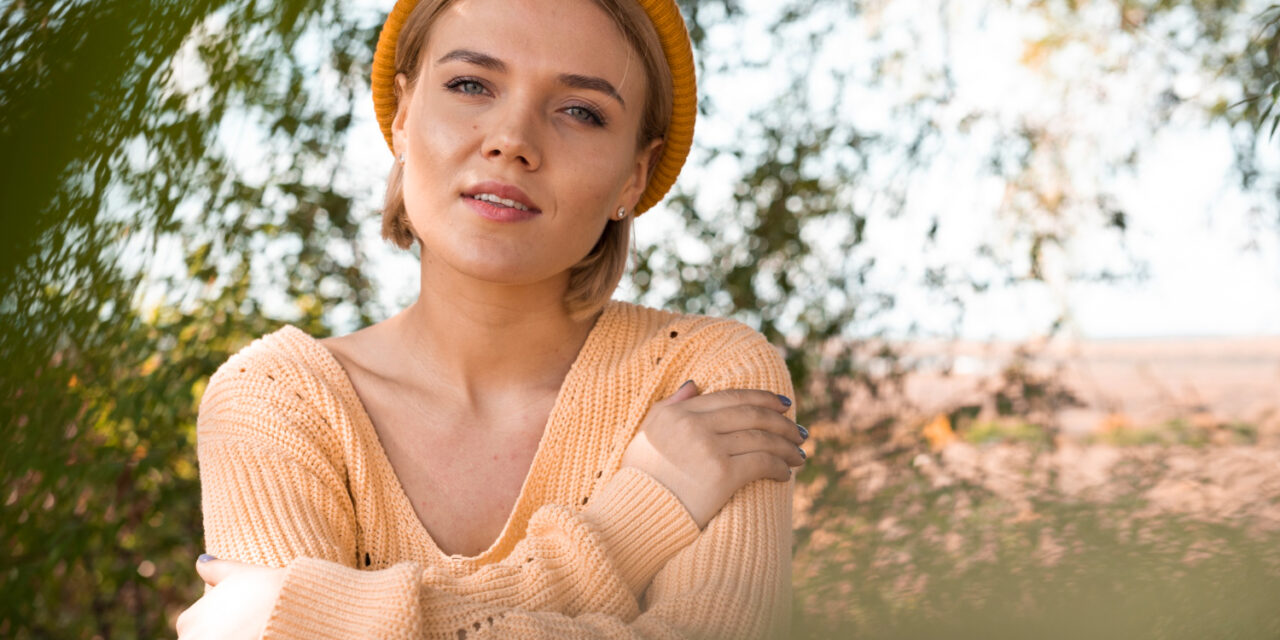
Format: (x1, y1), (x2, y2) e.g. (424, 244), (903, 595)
(204, 325), (342, 394)
(197, 324), (352, 450)
(608, 299), (779, 352)
(606, 300), (790, 389)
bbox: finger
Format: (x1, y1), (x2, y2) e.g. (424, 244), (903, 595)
(706, 404), (805, 444)
(682, 388), (791, 414)
(729, 451), (793, 484)
(661, 379), (700, 404)
(194, 555), (245, 587)
(723, 429), (808, 466)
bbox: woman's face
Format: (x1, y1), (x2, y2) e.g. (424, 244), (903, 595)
(392, 0), (658, 288)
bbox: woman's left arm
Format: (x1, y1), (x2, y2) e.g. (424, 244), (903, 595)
(180, 347), (702, 638)
(627, 322), (796, 638)
(182, 322), (796, 639)
(259, 322), (797, 639)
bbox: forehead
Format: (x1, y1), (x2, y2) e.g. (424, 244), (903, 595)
(426, 0), (646, 102)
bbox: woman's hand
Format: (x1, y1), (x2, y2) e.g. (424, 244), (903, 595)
(621, 380), (807, 529)
(175, 555), (284, 640)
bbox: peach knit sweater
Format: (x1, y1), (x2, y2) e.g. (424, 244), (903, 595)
(196, 300), (795, 639)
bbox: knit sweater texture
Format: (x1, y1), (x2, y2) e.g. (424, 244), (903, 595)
(197, 300), (796, 639)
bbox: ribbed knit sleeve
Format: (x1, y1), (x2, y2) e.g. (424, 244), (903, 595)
(197, 357), (359, 568)
(255, 467), (707, 639)
(196, 364), (700, 607)
(638, 322), (796, 639)
(261, 467), (711, 639)
(196, 313), (794, 639)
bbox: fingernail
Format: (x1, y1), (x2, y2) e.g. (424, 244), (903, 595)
(797, 424), (809, 440)
(797, 445), (807, 460)
(777, 394), (792, 408)
(198, 553), (217, 563)
(680, 379), (694, 390)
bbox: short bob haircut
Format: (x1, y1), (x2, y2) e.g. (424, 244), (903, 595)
(380, 0), (674, 320)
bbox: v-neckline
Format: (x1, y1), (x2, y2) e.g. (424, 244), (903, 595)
(285, 300), (620, 566)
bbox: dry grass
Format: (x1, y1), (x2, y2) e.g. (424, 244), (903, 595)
(789, 343), (1280, 639)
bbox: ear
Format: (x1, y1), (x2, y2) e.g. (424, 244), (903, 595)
(620, 138), (665, 210)
(391, 72), (413, 156)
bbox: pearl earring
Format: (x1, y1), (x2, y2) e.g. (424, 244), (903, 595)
(615, 206), (627, 220)
(398, 152), (405, 166)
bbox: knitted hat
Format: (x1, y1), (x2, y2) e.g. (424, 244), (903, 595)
(370, 0), (696, 216)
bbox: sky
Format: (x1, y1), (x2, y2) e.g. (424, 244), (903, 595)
(161, 0), (1280, 341)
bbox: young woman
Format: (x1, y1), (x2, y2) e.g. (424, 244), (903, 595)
(177, 0), (809, 637)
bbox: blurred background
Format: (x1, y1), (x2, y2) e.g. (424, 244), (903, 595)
(2, 0), (1278, 637)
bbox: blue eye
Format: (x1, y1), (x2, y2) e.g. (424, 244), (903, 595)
(445, 78), (487, 95)
(566, 105), (605, 126)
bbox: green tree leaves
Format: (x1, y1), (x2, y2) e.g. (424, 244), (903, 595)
(1, 0), (1277, 635)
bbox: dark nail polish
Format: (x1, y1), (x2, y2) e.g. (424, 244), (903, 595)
(797, 446), (806, 460)
(797, 424), (809, 440)
(198, 553), (217, 563)
(777, 394), (792, 408)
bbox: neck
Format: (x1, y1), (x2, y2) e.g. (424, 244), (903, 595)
(388, 253), (600, 411)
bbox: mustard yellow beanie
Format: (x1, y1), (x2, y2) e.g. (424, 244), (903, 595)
(370, 0), (696, 216)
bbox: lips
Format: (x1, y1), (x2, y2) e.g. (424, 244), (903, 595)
(462, 181), (541, 214)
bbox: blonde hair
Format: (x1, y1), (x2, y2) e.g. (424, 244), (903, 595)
(380, 0), (673, 319)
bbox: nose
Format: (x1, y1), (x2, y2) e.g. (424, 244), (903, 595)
(481, 98), (542, 170)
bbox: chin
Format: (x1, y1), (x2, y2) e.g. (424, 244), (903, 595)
(461, 258), (549, 285)
(410, 206), (601, 287)
(424, 240), (569, 287)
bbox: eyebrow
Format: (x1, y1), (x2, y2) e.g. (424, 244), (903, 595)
(436, 49), (626, 109)
(436, 49), (505, 72)
(558, 73), (626, 109)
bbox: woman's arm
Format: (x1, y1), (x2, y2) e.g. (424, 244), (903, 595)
(193, 321), (795, 639)
(261, 322), (796, 639)
(262, 478), (791, 639)
(193, 348), (702, 624)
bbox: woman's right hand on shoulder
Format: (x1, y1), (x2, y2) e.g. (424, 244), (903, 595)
(620, 380), (807, 530)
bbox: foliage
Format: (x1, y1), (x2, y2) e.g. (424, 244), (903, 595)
(1, 0), (1278, 636)
(962, 419), (1051, 447)
(1091, 416), (1262, 447)
(1222, 4), (1280, 140)
(646, 0), (1280, 427)
(1, 0), (379, 635)
(1015, 0), (1280, 221)
(791, 418), (1280, 639)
